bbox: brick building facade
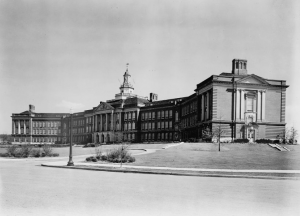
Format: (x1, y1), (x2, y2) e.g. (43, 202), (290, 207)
(11, 59), (288, 144)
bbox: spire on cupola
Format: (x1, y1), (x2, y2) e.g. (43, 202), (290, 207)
(119, 63), (134, 95)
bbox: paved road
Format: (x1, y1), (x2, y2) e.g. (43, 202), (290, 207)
(0, 158), (300, 216)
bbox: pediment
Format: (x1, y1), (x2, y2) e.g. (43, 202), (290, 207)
(95, 102), (114, 112)
(236, 75), (269, 85)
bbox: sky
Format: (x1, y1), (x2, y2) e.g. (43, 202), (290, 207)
(0, 0), (299, 134)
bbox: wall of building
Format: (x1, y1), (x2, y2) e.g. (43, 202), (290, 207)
(213, 85), (232, 121)
(265, 89), (282, 123)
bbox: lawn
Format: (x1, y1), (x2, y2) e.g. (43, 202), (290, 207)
(0, 143), (168, 157)
(130, 143), (300, 170)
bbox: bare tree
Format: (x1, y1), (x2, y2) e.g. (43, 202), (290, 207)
(202, 123), (226, 151)
(289, 127), (298, 144)
(212, 123), (226, 151)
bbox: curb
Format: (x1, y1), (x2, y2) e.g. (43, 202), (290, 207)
(41, 164), (300, 180)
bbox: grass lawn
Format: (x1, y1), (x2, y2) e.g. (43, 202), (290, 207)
(130, 143), (300, 170)
(0, 143), (168, 157)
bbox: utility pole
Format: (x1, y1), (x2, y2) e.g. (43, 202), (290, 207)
(67, 109), (74, 166)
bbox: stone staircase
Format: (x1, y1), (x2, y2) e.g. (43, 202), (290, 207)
(268, 144), (290, 151)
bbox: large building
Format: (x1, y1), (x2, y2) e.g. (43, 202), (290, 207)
(11, 59), (288, 144)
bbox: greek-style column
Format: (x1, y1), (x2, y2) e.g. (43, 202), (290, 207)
(206, 92), (210, 120)
(120, 112), (122, 131)
(18, 121), (20, 134)
(91, 116), (94, 133)
(241, 90), (245, 120)
(99, 115), (102, 131)
(236, 89), (240, 120)
(257, 91), (261, 121)
(105, 114), (108, 131)
(110, 111), (114, 131)
(95, 115), (98, 132)
(262, 90), (266, 121)
(12, 120), (15, 134)
(201, 94), (204, 121)
(29, 118), (33, 143)
(24, 120), (26, 134)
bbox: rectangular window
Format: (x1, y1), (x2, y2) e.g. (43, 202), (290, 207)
(152, 112), (155, 119)
(161, 111), (164, 118)
(247, 97), (254, 111)
(132, 112), (136, 120)
(152, 122), (155, 130)
(165, 110), (168, 118)
(158, 122), (161, 129)
(161, 122), (165, 129)
(169, 110), (173, 118)
(148, 122), (151, 130)
(142, 113), (144, 120)
(169, 121), (172, 129)
(165, 121), (168, 129)
(158, 111), (160, 119)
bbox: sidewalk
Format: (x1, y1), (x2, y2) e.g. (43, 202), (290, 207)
(41, 160), (300, 180)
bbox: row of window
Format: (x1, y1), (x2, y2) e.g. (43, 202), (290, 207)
(141, 121), (173, 130)
(142, 110), (173, 120)
(14, 137), (59, 143)
(72, 128), (85, 134)
(141, 132), (174, 140)
(32, 129), (59, 135)
(14, 128), (29, 134)
(124, 112), (136, 121)
(124, 122), (136, 131)
(123, 133), (136, 141)
(14, 120), (29, 127)
(182, 115), (197, 128)
(73, 119), (85, 126)
(33, 121), (60, 128)
(182, 101), (197, 116)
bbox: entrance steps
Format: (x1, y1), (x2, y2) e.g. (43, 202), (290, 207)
(268, 144), (290, 151)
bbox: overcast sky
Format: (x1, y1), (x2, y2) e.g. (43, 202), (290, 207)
(0, 0), (299, 134)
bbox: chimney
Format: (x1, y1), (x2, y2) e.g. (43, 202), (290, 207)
(149, 93), (158, 102)
(232, 59), (247, 75)
(29, 104), (35, 112)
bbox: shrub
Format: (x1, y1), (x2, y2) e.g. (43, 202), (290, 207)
(42, 145), (53, 156)
(91, 158), (98, 162)
(256, 139), (272, 144)
(106, 146), (135, 163)
(6, 145), (19, 157)
(31, 149), (41, 157)
(233, 139), (249, 143)
(0, 152), (9, 157)
(18, 145), (33, 157)
(96, 155), (101, 160)
(86, 157), (92, 161)
(49, 153), (59, 157)
(100, 155), (107, 161)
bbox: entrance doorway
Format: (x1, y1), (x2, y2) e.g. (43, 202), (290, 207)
(247, 128), (255, 143)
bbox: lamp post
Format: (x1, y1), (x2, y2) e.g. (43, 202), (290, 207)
(67, 109), (74, 166)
